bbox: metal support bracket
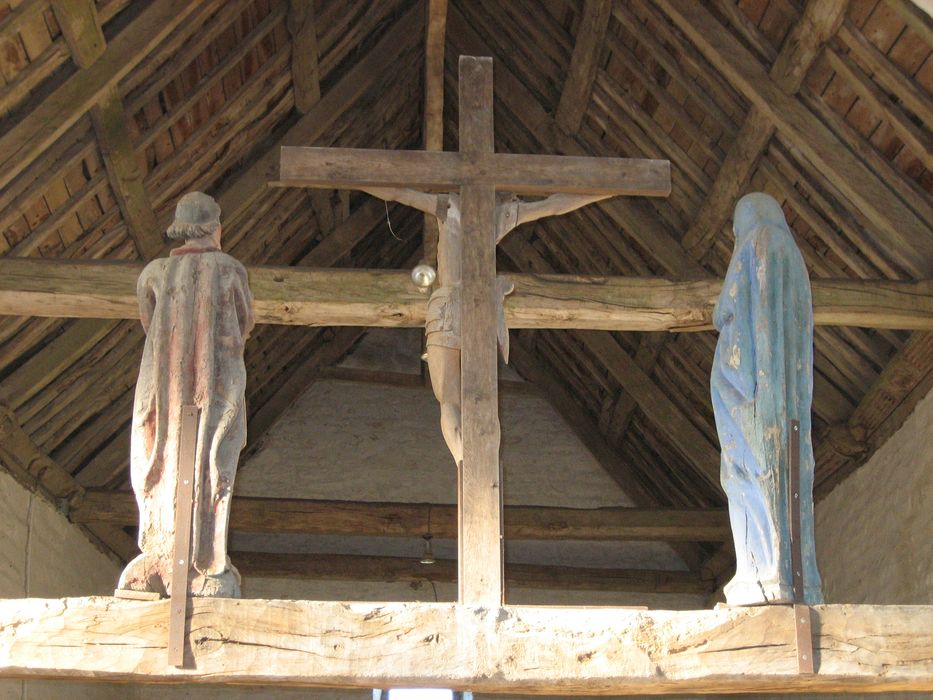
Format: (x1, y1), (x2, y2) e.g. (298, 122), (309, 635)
(789, 418), (814, 674)
(168, 405), (199, 668)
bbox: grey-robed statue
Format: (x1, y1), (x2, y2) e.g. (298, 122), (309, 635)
(711, 192), (823, 606)
(118, 192), (254, 598)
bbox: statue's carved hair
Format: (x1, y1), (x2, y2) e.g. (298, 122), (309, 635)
(165, 221), (218, 241)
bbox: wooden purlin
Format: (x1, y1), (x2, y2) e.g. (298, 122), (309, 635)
(71, 489), (731, 542)
(232, 552), (712, 594)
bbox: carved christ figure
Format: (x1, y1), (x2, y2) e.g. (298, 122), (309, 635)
(118, 192), (254, 598)
(711, 192), (822, 606)
(364, 188), (607, 464)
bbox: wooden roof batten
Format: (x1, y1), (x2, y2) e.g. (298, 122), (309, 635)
(0, 0), (932, 692)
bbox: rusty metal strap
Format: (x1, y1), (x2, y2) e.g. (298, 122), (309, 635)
(168, 405), (199, 667)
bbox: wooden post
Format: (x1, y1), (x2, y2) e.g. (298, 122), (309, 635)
(457, 56), (503, 605)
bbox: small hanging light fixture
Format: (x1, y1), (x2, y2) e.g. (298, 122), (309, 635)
(421, 506), (436, 565)
(420, 534), (435, 565)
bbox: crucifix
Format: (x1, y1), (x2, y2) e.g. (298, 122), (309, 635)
(279, 56), (670, 605)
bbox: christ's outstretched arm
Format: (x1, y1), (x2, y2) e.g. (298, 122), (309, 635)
(496, 193), (611, 242)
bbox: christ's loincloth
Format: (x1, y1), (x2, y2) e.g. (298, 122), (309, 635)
(425, 278), (514, 360)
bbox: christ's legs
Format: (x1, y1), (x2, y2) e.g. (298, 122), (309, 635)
(427, 344), (462, 465)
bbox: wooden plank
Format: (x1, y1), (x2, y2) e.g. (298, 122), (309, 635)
(90, 87), (162, 259)
(0, 598), (931, 693)
(233, 552), (711, 594)
(657, 1), (933, 277)
(680, 0), (848, 255)
(457, 55), (502, 606)
(286, 0), (321, 113)
(50, 0), (105, 68)
(3, 258), (932, 331)
(555, 0), (611, 134)
(70, 490), (731, 542)
(278, 147), (671, 196)
(0, 0), (202, 194)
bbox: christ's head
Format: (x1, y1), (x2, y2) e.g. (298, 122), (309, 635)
(167, 191), (222, 247)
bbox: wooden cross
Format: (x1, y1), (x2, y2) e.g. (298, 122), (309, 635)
(279, 56), (670, 605)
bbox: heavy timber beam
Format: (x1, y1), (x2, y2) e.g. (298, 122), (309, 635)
(71, 490), (731, 542)
(0, 598), (930, 693)
(1, 259), (930, 331)
(233, 552), (710, 594)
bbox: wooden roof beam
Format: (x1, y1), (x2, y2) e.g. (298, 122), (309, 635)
(233, 552), (712, 595)
(4, 259), (932, 331)
(1, 598), (931, 693)
(658, 0), (933, 277)
(0, 0), (205, 195)
(71, 490), (730, 542)
(47, 0), (165, 259)
(421, 0), (447, 266)
(286, 0), (321, 113)
(678, 0), (849, 257)
(555, 0), (611, 134)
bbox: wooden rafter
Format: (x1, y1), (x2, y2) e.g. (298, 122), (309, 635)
(286, 0), (321, 113)
(0, 598), (930, 693)
(658, 0), (933, 278)
(555, 0), (611, 134)
(678, 0), (848, 257)
(0, 0), (208, 194)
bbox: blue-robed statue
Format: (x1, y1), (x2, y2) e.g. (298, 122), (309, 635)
(711, 192), (823, 606)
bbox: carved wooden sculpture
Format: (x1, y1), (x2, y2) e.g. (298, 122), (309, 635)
(118, 192), (254, 598)
(712, 192), (823, 606)
(365, 188), (606, 464)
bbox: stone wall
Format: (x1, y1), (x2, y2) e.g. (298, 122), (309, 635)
(0, 470), (134, 700)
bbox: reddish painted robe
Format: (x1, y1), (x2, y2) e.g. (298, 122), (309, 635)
(127, 245), (253, 593)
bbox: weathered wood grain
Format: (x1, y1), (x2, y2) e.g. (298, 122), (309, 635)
(555, 0), (611, 134)
(70, 490), (731, 542)
(2, 259), (931, 331)
(50, 0), (105, 68)
(457, 56), (503, 606)
(286, 0), (321, 113)
(0, 598), (930, 693)
(279, 147), (671, 196)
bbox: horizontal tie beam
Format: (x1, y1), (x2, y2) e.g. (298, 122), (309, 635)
(1, 259), (931, 331)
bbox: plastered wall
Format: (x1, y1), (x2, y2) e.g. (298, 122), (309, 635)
(0, 469), (135, 700)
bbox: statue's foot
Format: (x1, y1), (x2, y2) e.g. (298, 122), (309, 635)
(723, 575), (793, 606)
(190, 565), (241, 598)
(117, 553), (167, 597)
